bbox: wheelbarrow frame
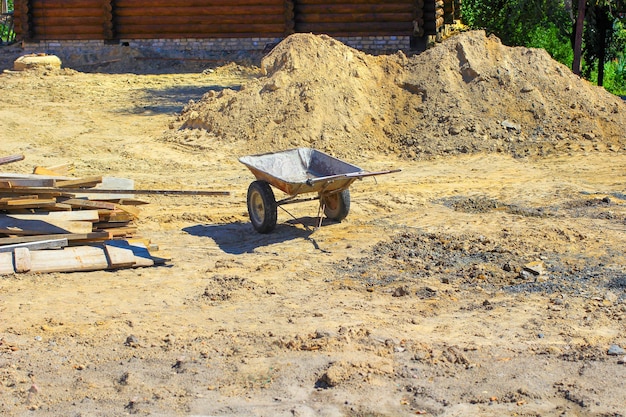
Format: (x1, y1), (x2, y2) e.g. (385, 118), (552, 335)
(239, 147), (399, 233)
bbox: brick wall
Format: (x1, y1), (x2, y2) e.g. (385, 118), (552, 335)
(20, 36), (411, 68)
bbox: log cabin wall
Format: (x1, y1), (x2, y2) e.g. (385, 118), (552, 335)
(14, 0), (461, 59)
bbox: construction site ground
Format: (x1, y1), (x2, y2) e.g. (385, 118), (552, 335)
(1, 32), (625, 417)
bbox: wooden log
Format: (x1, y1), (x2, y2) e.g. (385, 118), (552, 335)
(0, 154), (25, 166)
(294, 4), (415, 14)
(114, 5), (287, 17)
(116, 23), (287, 35)
(297, 0), (414, 4)
(115, 15), (285, 26)
(295, 21), (413, 33)
(296, 12), (414, 24)
(116, 31), (287, 39)
(31, 0), (104, 8)
(31, 8), (108, 18)
(115, 0), (282, 6)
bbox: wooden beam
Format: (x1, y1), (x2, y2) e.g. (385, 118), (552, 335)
(0, 154), (25, 166)
(0, 238), (68, 253)
(0, 232), (110, 245)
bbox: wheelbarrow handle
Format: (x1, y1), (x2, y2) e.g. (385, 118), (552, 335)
(305, 169), (401, 186)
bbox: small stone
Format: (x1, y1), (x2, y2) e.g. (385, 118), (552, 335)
(448, 125), (464, 135)
(124, 335), (139, 347)
(523, 261), (545, 276)
(607, 344), (625, 356)
(392, 286), (410, 297)
(501, 120), (521, 132)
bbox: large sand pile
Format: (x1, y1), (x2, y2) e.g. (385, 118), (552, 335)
(170, 30), (626, 159)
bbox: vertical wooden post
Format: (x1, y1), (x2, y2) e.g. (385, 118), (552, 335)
(1, 0), (8, 14)
(572, 0), (586, 76)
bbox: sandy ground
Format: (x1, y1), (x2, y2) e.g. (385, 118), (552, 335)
(1, 37), (626, 417)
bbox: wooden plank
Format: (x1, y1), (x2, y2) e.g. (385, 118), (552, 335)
(74, 176), (135, 200)
(0, 199), (58, 209)
(33, 166), (64, 176)
(0, 241), (167, 274)
(28, 246), (110, 273)
(4, 187), (228, 197)
(8, 210), (100, 222)
(54, 176), (103, 188)
(0, 238), (68, 253)
(0, 215), (94, 235)
(34, 163), (75, 176)
(13, 248), (31, 273)
(102, 226), (138, 237)
(0, 232), (110, 245)
(0, 154), (25, 166)
(104, 243), (137, 268)
(113, 203), (140, 219)
(0, 252), (14, 274)
(0, 178), (57, 187)
(60, 198), (117, 210)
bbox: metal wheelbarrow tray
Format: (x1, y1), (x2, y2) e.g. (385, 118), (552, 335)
(239, 147), (400, 233)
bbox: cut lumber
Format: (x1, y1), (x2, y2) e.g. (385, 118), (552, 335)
(0, 238), (68, 253)
(13, 247), (31, 273)
(0, 240), (168, 274)
(0, 178), (56, 188)
(0, 214), (94, 235)
(104, 242), (137, 268)
(54, 176), (103, 188)
(33, 163), (74, 176)
(0, 232), (109, 245)
(8, 210), (100, 222)
(28, 246), (111, 273)
(0, 198), (58, 209)
(60, 198), (117, 210)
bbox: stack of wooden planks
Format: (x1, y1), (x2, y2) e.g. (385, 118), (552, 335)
(0, 154), (168, 274)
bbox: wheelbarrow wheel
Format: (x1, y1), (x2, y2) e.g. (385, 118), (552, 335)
(321, 189), (350, 221)
(247, 180), (277, 233)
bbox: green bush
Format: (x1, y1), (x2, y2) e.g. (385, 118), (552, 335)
(594, 56), (626, 96)
(527, 23), (573, 69)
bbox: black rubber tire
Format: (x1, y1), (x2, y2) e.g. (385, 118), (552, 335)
(321, 189), (350, 221)
(247, 180), (277, 233)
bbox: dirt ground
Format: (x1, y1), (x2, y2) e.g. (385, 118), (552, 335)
(1, 31), (626, 417)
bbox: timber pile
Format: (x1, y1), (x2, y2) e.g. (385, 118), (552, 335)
(0, 154), (168, 275)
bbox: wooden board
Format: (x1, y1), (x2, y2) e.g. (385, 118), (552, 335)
(8, 210), (100, 222)
(0, 215), (94, 235)
(0, 238), (68, 253)
(0, 240), (168, 274)
(0, 232), (110, 245)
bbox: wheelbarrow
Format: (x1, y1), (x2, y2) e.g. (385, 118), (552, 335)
(239, 147), (400, 233)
